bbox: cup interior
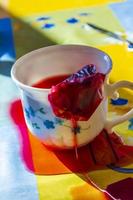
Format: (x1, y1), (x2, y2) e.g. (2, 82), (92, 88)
(11, 45), (112, 88)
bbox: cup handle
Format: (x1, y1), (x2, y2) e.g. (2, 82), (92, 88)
(105, 80), (133, 133)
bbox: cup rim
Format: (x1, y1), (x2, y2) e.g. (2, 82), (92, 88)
(11, 44), (112, 92)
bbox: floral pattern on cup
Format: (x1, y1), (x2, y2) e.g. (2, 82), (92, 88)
(23, 93), (93, 140)
(24, 105), (64, 130)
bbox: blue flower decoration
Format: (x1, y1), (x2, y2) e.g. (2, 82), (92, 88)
(25, 108), (30, 119)
(39, 107), (46, 114)
(54, 117), (64, 125)
(42, 23), (55, 29)
(110, 98), (128, 106)
(37, 16), (51, 21)
(43, 120), (55, 129)
(32, 122), (40, 129)
(128, 42), (133, 49)
(128, 118), (133, 130)
(29, 106), (35, 117)
(66, 18), (79, 24)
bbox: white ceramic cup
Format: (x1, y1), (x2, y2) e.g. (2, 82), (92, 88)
(11, 45), (133, 148)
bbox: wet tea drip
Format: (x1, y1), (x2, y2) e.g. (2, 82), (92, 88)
(48, 64), (105, 157)
(71, 117), (79, 159)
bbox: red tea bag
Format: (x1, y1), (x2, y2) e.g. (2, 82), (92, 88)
(48, 64), (105, 121)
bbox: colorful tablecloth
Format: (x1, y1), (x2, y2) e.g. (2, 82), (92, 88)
(0, 0), (133, 200)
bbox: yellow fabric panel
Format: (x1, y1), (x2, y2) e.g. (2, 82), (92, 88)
(99, 43), (133, 94)
(1, 0), (124, 17)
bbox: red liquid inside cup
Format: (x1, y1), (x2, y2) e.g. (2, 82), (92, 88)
(33, 74), (70, 89)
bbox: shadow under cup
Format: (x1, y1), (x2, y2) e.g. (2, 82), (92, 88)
(11, 45), (112, 148)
